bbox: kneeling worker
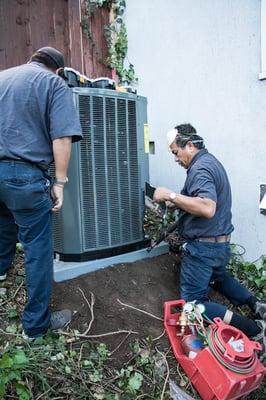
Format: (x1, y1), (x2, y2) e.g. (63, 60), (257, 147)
(153, 123), (265, 363)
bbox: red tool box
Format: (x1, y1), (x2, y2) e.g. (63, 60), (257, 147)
(164, 300), (266, 400)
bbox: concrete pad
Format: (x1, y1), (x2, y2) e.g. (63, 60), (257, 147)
(53, 243), (169, 282)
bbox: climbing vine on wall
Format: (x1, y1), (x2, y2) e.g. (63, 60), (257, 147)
(82, 0), (137, 84)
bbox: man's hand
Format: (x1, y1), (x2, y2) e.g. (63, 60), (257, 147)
(165, 200), (178, 212)
(153, 187), (172, 203)
(51, 184), (64, 212)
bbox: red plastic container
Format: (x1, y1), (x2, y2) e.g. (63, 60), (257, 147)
(164, 300), (266, 400)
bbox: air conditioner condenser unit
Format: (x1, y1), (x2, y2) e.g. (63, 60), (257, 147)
(52, 88), (149, 262)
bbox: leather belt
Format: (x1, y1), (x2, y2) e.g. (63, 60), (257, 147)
(197, 234), (231, 243)
(0, 158), (48, 171)
(0, 158), (31, 165)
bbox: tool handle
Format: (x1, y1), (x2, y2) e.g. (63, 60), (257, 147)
(164, 299), (185, 322)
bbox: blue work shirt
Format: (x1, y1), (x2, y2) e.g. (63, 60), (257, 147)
(177, 149), (234, 239)
(0, 62), (82, 168)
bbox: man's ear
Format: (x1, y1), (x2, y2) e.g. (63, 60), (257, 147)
(186, 141), (194, 150)
(56, 67), (65, 78)
(55, 67), (64, 76)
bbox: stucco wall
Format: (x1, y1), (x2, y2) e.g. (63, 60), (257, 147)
(125, 0), (266, 260)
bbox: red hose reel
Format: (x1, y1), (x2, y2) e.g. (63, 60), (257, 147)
(164, 299), (266, 400)
(207, 318), (261, 375)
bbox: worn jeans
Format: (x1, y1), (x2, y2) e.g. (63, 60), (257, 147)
(180, 240), (254, 320)
(0, 161), (53, 337)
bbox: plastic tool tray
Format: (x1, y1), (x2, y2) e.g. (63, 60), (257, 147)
(164, 299), (266, 400)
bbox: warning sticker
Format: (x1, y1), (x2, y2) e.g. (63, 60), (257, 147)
(144, 124), (149, 153)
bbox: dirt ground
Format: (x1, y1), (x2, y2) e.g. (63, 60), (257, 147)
(51, 252), (266, 399)
(1, 250), (264, 399)
(51, 252), (181, 358)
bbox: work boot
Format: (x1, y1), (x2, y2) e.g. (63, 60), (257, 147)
(252, 320), (266, 366)
(22, 309), (72, 342)
(50, 309), (72, 330)
(255, 301), (266, 321)
(0, 273), (7, 281)
(22, 331), (43, 342)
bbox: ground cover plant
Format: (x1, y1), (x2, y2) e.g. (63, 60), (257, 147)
(228, 248), (266, 301)
(0, 250), (196, 400)
(0, 242), (265, 399)
(0, 334), (174, 399)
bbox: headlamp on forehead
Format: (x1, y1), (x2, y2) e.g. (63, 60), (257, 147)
(176, 134), (205, 148)
(166, 128), (204, 150)
(177, 130), (204, 142)
(167, 129), (177, 147)
(189, 139), (204, 144)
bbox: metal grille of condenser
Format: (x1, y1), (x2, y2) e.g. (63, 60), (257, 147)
(79, 94), (141, 248)
(52, 88), (149, 261)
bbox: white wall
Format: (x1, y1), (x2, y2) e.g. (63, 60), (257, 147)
(125, 0), (266, 260)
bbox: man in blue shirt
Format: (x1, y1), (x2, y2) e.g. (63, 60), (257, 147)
(0, 47), (82, 339)
(154, 123), (265, 363)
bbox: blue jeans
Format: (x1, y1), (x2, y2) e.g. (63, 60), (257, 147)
(0, 161), (53, 337)
(180, 240), (253, 320)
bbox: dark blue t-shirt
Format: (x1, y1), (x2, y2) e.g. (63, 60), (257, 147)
(0, 62), (82, 167)
(177, 149), (234, 239)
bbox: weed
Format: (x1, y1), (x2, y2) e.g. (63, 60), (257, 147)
(229, 249), (266, 300)
(0, 335), (172, 399)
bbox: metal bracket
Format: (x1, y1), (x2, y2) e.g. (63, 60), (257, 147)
(260, 184), (266, 215)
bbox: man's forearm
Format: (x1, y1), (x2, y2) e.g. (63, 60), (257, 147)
(172, 194), (216, 218)
(52, 137), (72, 179)
(153, 186), (216, 218)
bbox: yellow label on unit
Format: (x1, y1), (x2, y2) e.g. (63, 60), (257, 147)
(144, 124), (149, 153)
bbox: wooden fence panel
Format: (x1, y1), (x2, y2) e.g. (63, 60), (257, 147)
(80, 1), (111, 78)
(68, 0), (83, 71)
(0, 0), (111, 78)
(0, 0), (70, 69)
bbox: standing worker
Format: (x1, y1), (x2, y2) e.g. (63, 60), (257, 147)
(0, 47), (82, 339)
(153, 123), (265, 363)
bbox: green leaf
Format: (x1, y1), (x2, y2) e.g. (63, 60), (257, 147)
(15, 382), (32, 400)
(131, 341), (140, 354)
(89, 370), (103, 382)
(0, 353), (14, 369)
(0, 373), (9, 387)
(5, 324), (17, 334)
(128, 372), (143, 391)
(13, 350), (29, 365)
(8, 370), (21, 381)
(94, 393), (105, 400)
(105, 394), (119, 400)
(16, 242), (24, 251)
(254, 278), (266, 288)
(97, 343), (110, 360)
(83, 359), (94, 368)
(0, 379), (6, 398)
(65, 366), (72, 374)
(15, 275), (25, 285)
(7, 307), (19, 319)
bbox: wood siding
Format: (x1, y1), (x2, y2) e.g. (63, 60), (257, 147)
(0, 0), (111, 78)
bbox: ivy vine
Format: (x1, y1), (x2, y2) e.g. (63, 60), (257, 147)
(82, 0), (137, 84)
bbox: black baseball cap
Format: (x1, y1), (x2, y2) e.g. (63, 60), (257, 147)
(37, 46), (65, 69)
